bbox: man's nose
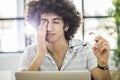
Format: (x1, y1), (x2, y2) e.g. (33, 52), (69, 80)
(47, 22), (53, 31)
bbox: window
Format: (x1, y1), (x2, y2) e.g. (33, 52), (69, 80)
(0, 0), (25, 52)
(73, 0), (116, 49)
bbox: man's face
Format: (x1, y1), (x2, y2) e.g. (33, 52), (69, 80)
(40, 13), (66, 43)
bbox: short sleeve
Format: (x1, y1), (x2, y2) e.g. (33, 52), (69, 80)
(19, 45), (37, 71)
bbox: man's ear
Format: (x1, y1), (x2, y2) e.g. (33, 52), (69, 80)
(64, 24), (69, 32)
(64, 27), (69, 32)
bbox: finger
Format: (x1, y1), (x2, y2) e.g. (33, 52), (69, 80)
(38, 20), (48, 38)
(94, 35), (101, 48)
(38, 20), (48, 33)
(94, 39), (103, 48)
(93, 36), (105, 53)
(94, 41), (110, 54)
(94, 35), (107, 48)
(96, 42), (105, 53)
(92, 47), (100, 57)
(99, 42), (110, 54)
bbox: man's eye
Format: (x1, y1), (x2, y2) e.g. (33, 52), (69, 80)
(54, 21), (59, 24)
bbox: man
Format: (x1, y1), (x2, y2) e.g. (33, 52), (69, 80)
(20, 0), (111, 80)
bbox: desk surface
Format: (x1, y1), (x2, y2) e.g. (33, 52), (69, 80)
(111, 70), (120, 80)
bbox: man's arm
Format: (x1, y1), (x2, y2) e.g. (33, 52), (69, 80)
(92, 36), (111, 80)
(21, 20), (48, 71)
(91, 67), (111, 80)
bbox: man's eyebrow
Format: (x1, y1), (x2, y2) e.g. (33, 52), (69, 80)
(41, 19), (47, 21)
(53, 18), (62, 20)
(41, 18), (62, 21)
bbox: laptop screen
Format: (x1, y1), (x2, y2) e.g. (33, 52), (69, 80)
(15, 71), (91, 80)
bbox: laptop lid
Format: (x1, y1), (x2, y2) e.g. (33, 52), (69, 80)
(15, 71), (91, 80)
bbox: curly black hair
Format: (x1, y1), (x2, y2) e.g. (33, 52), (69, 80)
(26, 0), (81, 40)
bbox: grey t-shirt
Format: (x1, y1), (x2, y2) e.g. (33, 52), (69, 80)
(19, 39), (97, 71)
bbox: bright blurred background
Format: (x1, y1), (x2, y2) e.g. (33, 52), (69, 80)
(0, 0), (119, 80)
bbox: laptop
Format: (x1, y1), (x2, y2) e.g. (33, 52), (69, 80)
(15, 71), (91, 80)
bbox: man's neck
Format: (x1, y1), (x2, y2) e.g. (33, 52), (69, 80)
(47, 39), (69, 56)
(47, 39), (69, 70)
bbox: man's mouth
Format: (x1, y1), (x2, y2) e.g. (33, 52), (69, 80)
(46, 33), (55, 38)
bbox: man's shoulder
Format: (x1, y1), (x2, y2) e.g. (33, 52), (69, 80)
(25, 43), (37, 50)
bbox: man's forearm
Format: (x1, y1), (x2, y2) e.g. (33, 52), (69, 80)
(26, 50), (46, 71)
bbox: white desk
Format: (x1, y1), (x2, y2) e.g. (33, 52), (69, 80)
(0, 71), (11, 80)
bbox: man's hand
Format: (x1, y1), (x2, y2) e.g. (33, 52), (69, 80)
(93, 36), (110, 67)
(37, 20), (48, 54)
(23, 20), (49, 71)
